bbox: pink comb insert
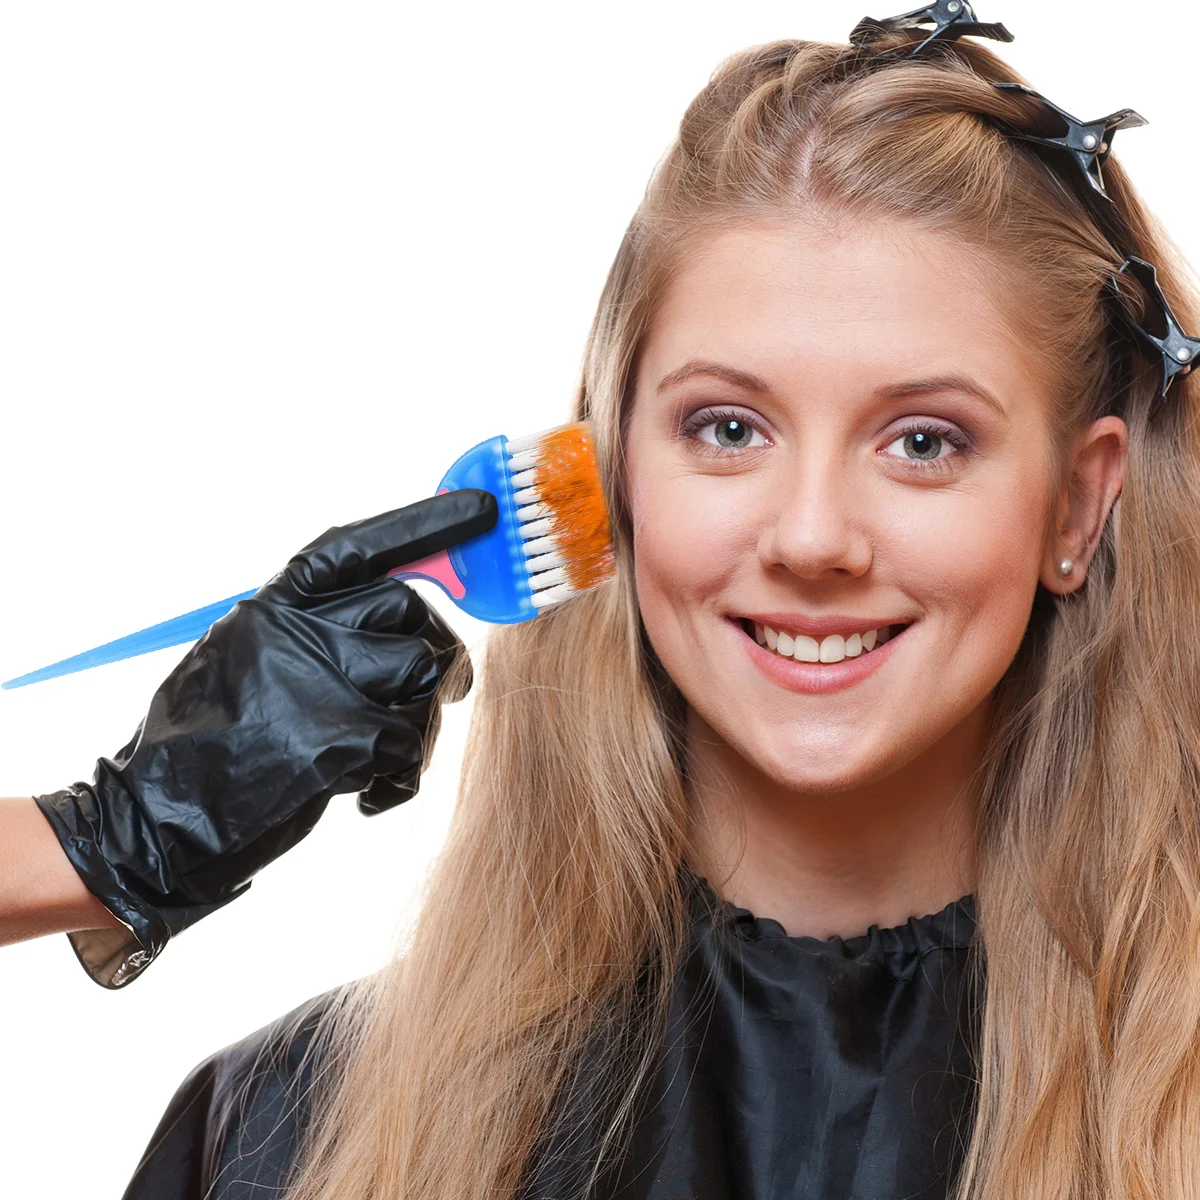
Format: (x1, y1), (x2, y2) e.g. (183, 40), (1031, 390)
(386, 487), (467, 599)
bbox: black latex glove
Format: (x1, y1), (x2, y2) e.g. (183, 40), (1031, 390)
(34, 488), (496, 988)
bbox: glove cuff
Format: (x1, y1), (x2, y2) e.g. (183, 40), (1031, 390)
(34, 786), (246, 988)
(67, 926), (155, 989)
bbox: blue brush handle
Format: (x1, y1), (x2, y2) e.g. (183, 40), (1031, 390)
(384, 434), (536, 625)
(1, 589), (259, 690)
(1, 433), (543, 690)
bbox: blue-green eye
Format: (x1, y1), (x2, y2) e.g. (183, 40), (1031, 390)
(713, 419), (755, 448)
(686, 409), (770, 452)
(881, 421), (968, 468)
(902, 431), (942, 460)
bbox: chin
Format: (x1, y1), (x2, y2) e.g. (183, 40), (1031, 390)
(764, 761), (884, 796)
(731, 727), (897, 795)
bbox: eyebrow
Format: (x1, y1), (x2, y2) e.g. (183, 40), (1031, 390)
(656, 360), (770, 394)
(878, 375), (1007, 419)
(656, 360), (1007, 419)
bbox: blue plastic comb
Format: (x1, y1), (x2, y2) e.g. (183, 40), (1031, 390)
(2, 425), (611, 690)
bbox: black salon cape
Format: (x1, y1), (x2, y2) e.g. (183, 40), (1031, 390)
(122, 879), (980, 1200)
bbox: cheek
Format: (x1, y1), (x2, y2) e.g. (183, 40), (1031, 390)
(903, 479), (1047, 682)
(629, 467), (756, 633)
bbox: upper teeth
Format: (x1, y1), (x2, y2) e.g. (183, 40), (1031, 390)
(753, 623), (895, 663)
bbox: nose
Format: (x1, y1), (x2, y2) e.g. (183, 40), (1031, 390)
(757, 444), (874, 581)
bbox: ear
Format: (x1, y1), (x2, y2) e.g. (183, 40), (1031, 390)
(1041, 416), (1128, 594)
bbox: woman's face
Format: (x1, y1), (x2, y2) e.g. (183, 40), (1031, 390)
(625, 217), (1068, 794)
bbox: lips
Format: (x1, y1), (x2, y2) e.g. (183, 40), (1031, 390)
(744, 620), (906, 664)
(732, 616), (913, 694)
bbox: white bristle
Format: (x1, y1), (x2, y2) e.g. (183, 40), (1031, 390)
(504, 428), (556, 456)
(520, 518), (553, 540)
(507, 449), (541, 472)
(531, 583), (577, 609)
(502, 424), (610, 611)
(528, 566), (569, 591)
(523, 549), (565, 573)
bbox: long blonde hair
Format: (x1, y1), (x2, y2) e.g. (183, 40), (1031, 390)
(283, 33), (1200, 1200)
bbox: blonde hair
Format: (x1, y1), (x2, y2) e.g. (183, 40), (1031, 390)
(283, 34), (1200, 1200)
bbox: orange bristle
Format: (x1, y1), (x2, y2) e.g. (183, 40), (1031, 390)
(531, 422), (615, 592)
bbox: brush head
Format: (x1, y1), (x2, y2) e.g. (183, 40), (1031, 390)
(505, 421), (615, 610)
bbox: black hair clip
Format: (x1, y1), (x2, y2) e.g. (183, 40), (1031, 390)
(1114, 258), (1200, 417)
(850, 1), (1014, 57)
(993, 83), (1147, 199)
(985, 88), (1193, 418)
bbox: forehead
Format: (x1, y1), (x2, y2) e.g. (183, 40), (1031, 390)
(637, 218), (1048, 410)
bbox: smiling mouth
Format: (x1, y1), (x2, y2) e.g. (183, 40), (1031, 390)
(739, 619), (911, 664)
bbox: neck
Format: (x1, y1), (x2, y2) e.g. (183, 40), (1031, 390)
(685, 702), (987, 939)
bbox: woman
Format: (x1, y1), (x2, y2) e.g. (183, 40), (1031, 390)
(124, 12), (1200, 1200)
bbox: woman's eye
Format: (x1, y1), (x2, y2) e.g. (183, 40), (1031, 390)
(880, 423), (967, 468)
(681, 411), (967, 466)
(689, 414), (769, 451)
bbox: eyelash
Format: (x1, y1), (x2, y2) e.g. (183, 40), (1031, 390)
(679, 408), (973, 474)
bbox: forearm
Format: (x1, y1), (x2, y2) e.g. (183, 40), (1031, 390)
(0, 796), (123, 947)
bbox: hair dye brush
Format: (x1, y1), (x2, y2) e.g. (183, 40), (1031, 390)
(3, 422), (614, 690)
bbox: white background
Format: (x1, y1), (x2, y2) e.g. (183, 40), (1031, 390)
(0, 2), (1195, 1195)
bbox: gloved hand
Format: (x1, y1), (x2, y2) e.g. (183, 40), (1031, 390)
(34, 488), (496, 988)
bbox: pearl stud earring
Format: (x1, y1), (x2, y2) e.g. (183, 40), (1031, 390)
(1059, 558), (1075, 578)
